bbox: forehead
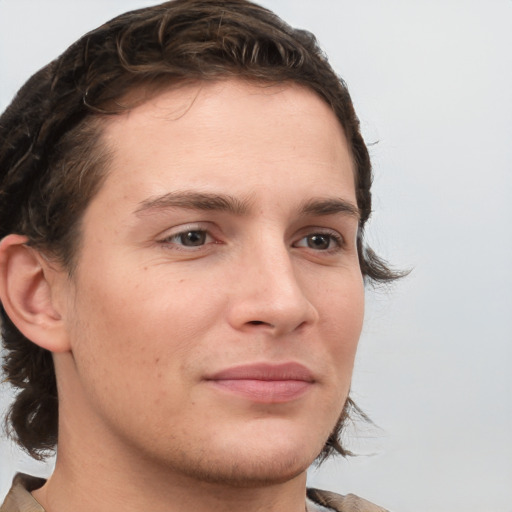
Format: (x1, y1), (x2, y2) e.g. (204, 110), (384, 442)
(93, 79), (356, 212)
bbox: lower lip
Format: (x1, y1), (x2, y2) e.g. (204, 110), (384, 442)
(207, 379), (312, 403)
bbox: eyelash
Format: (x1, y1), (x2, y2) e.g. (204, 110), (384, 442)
(158, 225), (216, 251)
(157, 226), (345, 253)
(293, 231), (344, 253)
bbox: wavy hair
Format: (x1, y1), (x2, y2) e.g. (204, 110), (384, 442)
(0, 0), (402, 461)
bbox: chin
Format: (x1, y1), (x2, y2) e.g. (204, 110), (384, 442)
(177, 450), (313, 488)
(162, 428), (326, 488)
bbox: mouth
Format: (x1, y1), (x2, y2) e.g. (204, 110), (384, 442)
(204, 362), (315, 404)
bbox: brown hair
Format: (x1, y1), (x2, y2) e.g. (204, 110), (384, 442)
(0, 0), (400, 461)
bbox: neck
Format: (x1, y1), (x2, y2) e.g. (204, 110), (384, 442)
(33, 454), (308, 512)
(34, 355), (312, 512)
(34, 391), (308, 511)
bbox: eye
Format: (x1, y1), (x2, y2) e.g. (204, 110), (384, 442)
(161, 228), (214, 248)
(176, 230), (208, 246)
(294, 232), (343, 251)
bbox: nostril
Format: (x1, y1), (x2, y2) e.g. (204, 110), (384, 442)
(247, 320), (276, 327)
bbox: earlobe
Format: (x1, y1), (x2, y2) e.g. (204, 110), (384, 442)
(0, 234), (71, 353)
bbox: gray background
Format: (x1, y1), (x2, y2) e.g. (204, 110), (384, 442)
(1, 1), (511, 511)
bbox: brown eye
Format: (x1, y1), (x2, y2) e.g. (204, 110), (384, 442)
(178, 230), (207, 246)
(307, 234), (331, 250)
(161, 228), (213, 249)
(294, 232), (343, 252)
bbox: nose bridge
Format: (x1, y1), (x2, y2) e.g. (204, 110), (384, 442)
(252, 239), (300, 301)
(228, 229), (318, 333)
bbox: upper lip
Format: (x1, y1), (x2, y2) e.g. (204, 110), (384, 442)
(206, 362), (315, 382)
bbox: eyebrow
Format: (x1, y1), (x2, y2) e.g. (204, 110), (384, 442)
(299, 197), (360, 220)
(135, 191), (360, 220)
(135, 191), (252, 216)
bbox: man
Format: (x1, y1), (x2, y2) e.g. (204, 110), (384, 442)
(0, 1), (399, 511)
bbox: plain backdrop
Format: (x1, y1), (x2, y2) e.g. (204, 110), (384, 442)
(1, 1), (511, 511)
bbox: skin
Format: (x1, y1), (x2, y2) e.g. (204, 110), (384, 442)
(6, 80), (365, 512)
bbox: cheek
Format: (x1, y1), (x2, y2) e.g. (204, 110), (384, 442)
(68, 268), (223, 376)
(65, 279), (192, 423)
(319, 274), (364, 369)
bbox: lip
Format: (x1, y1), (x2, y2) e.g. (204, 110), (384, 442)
(205, 362), (315, 403)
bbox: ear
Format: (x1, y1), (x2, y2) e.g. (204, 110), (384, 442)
(0, 234), (71, 353)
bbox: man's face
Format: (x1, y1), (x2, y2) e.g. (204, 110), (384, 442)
(56, 80), (364, 485)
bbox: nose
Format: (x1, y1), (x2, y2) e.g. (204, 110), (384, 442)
(226, 240), (319, 336)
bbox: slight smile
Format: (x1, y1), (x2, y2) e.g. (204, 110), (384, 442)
(205, 362), (316, 403)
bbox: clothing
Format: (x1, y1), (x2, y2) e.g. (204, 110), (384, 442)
(1, 473), (389, 512)
(0, 475), (45, 512)
(307, 488), (389, 512)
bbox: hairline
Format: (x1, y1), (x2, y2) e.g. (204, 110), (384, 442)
(61, 76), (363, 274)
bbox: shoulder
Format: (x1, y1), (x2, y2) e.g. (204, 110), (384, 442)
(307, 487), (390, 512)
(0, 474), (46, 512)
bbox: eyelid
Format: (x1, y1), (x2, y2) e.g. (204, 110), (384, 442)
(157, 223), (217, 249)
(292, 227), (345, 251)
